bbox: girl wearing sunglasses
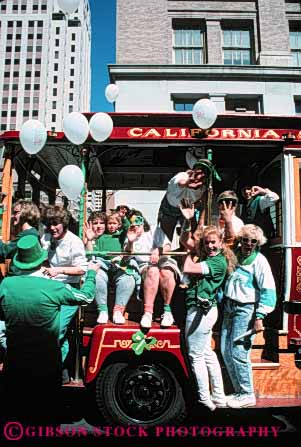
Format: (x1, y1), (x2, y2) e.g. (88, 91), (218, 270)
(220, 224), (276, 408)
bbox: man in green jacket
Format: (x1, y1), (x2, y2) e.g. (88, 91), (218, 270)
(0, 235), (100, 420)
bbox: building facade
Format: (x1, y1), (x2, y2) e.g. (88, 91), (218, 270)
(0, 0), (91, 132)
(110, 0), (301, 115)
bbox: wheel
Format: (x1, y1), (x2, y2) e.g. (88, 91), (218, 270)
(95, 362), (187, 427)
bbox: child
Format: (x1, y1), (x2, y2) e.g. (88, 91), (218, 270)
(90, 212), (138, 325)
(181, 225), (237, 411)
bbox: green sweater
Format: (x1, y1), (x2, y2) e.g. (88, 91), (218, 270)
(0, 270), (96, 374)
(94, 231), (125, 260)
(185, 252), (227, 309)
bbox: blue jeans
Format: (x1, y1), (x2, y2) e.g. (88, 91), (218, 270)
(185, 306), (225, 402)
(0, 320), (7, 351)
(220, 298), (256, 396)
(95, 267), (135, 311)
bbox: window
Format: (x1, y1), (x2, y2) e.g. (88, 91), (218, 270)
(290, 24), (301, 65)
(33, 4), (39, 11)
(33, 97), (39, 103)
(37, 21), (43, 27)
(23, 111), (30, 117)
(32, 110), (38, 117)
(11, 98), (17, 104)
(225, 95), (262, 113)
(4, 72), (10, 78)
(25, 84), (31, 90)
(54, 51), (59, 59)
(71, 56), (75, 64)
(11, 111), (17, 117)
(2, 98), (9, 104)
(34, 84), (40, 90)
(15, 46), (21, 52)
(26, 58), (32, 64)
(53, 76), (58, 83)
(21, 5), (26, 11)
(174, 100), (195, 111)
(35, 58), (41, 64)
(37, 33), (43, 39)
(28, 34), (34, 39)
(223, 26), (253, 65)
(35, 71), (40, 77)
(24, 98), (30, 104)
(16, 34), (22, 40)
(6, 46), (12, 52)
(1, 112), (8, 117)
(54, 63), (58, 71)
(12, 84), (18, 90)
(52, 101), (57, 109)
(7, 34), (13, 40)
(56, 27), (60, 35)
(41, 4), (47, 11)
(13, 5), (18, 11)
(71, 45), (75, 52)
(55, 39), (60, 46)
(26, 71), (31, 77)
(70, 80), (74, 88)
(70, 68), (74, 76)
(295, 97), (301, 114)
(72, 33), (76, 41)
(53, 88), (57, 96)
(5, 59), (11, 65)
(52, 114), (56, 122)
(173, 25), (205, 64)
(69, 93), (73, 101)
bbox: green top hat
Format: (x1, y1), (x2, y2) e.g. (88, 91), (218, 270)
(193, 158), (221, 182)
(13, 235), (48, 270)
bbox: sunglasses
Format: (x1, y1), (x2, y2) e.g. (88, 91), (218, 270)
(241, 237), (258, 245)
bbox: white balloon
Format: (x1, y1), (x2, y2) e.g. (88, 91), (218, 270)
(19, 120), (47, 155)
(57, 0), (80, 14)
(58, 165), (84, 201)
(105, 84), (119, 103)
(192, 99), (218, 129)
(89, 112), (113, 143)
(63, 112), (89, 145)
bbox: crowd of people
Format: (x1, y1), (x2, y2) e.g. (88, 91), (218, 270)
(0, 158), (280, 416)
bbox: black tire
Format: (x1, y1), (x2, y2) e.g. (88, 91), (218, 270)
(95, 362), (187, 427)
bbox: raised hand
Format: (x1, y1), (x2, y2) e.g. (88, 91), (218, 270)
(83, 221), (96, 242)
(219, 200), (235, 223)
(127, 225), (138, 242)
(251, 186), (266, 197)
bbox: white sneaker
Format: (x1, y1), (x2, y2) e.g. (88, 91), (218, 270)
(198, 399), (216, 411)
(212, 396), (228, 408)
(140, 312), (153, 328)
(161, 312), (174, 327)
(97, 311), (108, 324)
(113, 310), (125, 325)
(227, 394), (256, 408)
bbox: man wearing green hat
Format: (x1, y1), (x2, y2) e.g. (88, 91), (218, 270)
(157, 159), (219, 244)
(0, 235), (100, 418)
